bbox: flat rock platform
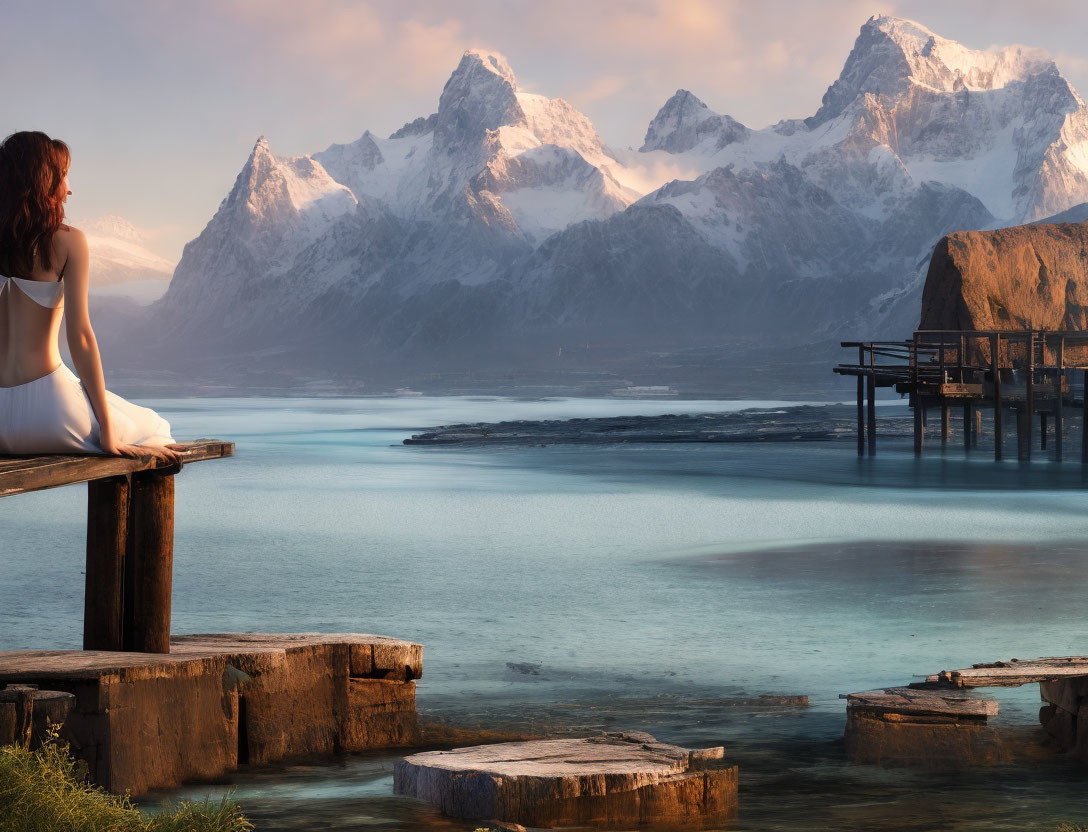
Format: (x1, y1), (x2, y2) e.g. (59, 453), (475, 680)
(0, 633), (422, 795)
(394, 731), (737, 828)
(843, 687), (1007, 767)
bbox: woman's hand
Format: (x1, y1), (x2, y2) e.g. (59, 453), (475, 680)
(100, 438), (183, 465)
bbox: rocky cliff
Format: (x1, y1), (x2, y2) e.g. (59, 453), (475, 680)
(919, 221), (1088, 331)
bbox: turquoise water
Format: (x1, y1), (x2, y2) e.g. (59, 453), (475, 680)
(3, 395), (1088, 830)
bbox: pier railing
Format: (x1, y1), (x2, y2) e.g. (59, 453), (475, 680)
(835, 330), (1088, 462)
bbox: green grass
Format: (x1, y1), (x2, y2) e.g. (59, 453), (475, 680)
(0, 727), (251, 832)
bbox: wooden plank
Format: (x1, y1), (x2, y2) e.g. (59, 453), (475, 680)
(916, 656), (1088, 688)
(940, 383), (984, 397)
(0, 440), (233, 498)
(844, 687), (997, 718)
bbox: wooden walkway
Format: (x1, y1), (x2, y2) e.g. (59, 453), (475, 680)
(835, 330), (1088, 461)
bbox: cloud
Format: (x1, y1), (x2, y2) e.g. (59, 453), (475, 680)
(574, 75), (631, 105)
(207, 1), (468, 98)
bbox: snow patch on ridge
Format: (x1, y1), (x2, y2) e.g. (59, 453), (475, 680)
(74, 214), (175, 287)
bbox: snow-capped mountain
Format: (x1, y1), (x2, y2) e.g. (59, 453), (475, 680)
(149, 17), (1088, 376)
(634, 16), (1088, 225)
(77, 215), (175, 287)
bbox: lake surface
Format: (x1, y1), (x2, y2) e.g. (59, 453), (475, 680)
(3, 395), (1088, 830)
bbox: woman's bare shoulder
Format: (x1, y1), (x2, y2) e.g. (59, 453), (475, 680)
(51, 224), (88, 279)
(55, 223), (87, 243)
(53, 224), (88, 256)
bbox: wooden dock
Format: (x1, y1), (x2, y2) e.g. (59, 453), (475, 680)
(1, 442), (426, 796)
(835, 330), (1088, 461)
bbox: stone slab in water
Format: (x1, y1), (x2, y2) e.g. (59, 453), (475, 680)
(844, 687), (1006, 768)
(0, 633), (422, 796)
(394, 731), (737, 828)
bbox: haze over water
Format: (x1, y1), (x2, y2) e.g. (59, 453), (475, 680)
(3, 395), (1088, 830)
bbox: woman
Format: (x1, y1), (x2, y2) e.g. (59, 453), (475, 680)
(0, 131), (179, 462)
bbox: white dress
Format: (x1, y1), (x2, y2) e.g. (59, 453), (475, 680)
(0, 274), (174, 454)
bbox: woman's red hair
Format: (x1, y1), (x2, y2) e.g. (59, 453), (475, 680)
(0, 131), (70, 276)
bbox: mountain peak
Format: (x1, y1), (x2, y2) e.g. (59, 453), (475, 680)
(641, 89), (748, 154)
(460, 49), (518, 87)
(436, 49), (523, 151)
(861, 15), (937, 49)
(247, 135), (275, 168)
(83, 214), (144, 246)
(808, 15), (1058, 127)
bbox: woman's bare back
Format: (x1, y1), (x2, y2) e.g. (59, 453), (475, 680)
(0, 224), (76, 387)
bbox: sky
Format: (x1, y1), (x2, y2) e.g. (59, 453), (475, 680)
(3, 0), (1087, 262)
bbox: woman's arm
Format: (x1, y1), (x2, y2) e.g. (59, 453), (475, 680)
(61, 229), (178, 462)
(61, 229), (115, 446)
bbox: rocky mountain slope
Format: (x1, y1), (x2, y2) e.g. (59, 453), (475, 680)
(144, 16), (1088, 381)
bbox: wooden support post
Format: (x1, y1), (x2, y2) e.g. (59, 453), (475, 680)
(857, 346), (865, 457)
(1024, 333), (1034, 462)
(870, 341), (879, 456)
(1041, 413), (1049, 450)
(1056, 337), (1065, 462)
(914, 399), (924, 456)
(963, 405), (973, 452)
(992, 334), (1002, 462)
(867, 374), (876, 457)
(1017, 406), (1026, 461)
(84, 476), (129, 651)
(1082, 369), (1088, 465)
(124, 472), (175, 654)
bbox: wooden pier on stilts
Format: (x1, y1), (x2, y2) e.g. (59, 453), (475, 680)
(835, 330), (1088, 461)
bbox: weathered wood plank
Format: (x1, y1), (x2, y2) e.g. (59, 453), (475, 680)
(915, 656), (1088, 688)
(0, 440), (233, 498)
